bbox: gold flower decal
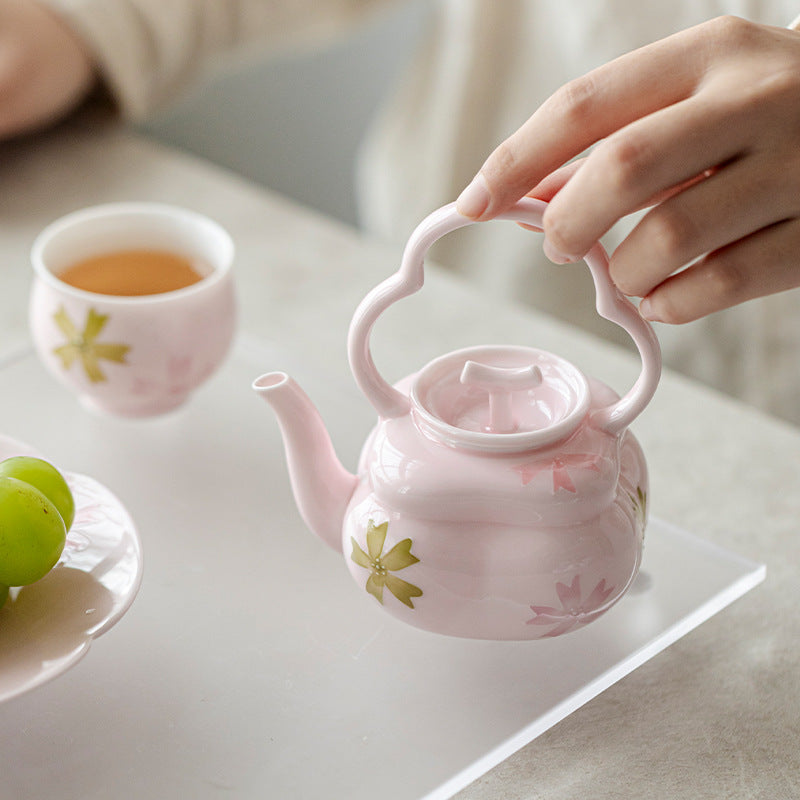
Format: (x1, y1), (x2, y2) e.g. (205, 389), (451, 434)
(52, 306), (131, 383)
(627, 485), (647, 529)
(351, 520), (422, 608)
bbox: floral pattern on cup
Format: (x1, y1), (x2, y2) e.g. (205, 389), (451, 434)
(526, 575), (615, 636)
(129, 355), (197, 399)
(350, 520), (423, 608)
(52, 306), (130, 383)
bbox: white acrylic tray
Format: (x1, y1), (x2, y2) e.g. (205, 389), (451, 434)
(0, 335), (765, 800)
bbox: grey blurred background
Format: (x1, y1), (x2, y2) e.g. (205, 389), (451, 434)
(141, 1), (429, 227)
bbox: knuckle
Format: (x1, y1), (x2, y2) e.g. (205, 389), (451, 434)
(702, 256), (751, 302)
(648, 291), (688, 324)
(541, 205), (574, 255)
(647, 206), (698, 267)
(749, 65), (800, 109)
(596, 134), (654, 198)
(482, 138), (533, 203)
(487, 139), (521, 178)
(550, 74), (600, 128)
(699, 18), (800, 108)
(705, 14), (754, 48)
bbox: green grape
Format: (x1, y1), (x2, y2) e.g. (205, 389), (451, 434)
(0, 456), (74, 531)
(0, 477), (66, 586)
(0, 582), (7, 610)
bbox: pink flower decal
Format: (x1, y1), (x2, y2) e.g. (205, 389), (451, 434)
(513, 453), (601, 493)
(130, 355), (196, 397)
(526, 575), (615, 636)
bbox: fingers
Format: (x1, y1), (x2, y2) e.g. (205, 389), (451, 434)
(541, 91), (750, 261)
(525, 159), (584, 202)
(516, 160), (584, 231)
(456, 22), (712, 220)
(639, 219), (800, 323)
(454, 16), (800, 325)
(609, 151), (797, 297)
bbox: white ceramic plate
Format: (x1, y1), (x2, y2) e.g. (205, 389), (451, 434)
(0, 434), (142, 703)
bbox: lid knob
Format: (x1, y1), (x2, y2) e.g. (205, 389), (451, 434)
(459, 360), (543, 434)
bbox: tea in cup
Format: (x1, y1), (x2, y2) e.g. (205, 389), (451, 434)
(29, 203), (236, 417)
(57, 248), (205, 296)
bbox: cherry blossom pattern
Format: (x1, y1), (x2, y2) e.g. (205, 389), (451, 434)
(526, 575), (615, 636)
(350, 520), (423, 608)
(52, 306), (130, 383)
(130, 354), (196, 397)
(513, 453), (602, 493)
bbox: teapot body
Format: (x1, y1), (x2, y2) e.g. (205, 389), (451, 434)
(341, 372), (648, 640)
(255, 198), (661, 642)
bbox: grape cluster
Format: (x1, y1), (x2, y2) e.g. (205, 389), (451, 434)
(0, 456), (74, 609)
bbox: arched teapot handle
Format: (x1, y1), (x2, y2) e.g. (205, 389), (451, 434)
(347, 198), (661, 436)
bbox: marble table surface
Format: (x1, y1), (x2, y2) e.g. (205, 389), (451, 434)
(0, 116), (797, 799)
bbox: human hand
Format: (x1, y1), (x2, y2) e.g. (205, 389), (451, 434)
(0, 0), (95, 139)
(456, 16), (800, 323)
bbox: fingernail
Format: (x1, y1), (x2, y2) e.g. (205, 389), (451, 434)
(456, 173), (490, 218)
(638, 297), (662, 322)
(543, 237), (579, 264)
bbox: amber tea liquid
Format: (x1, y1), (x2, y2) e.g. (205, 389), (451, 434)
(57, 249), (205, 296)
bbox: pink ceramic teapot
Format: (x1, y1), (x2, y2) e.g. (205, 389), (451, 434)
(254, 198), (661, 640)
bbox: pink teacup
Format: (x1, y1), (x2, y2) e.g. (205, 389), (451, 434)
(29, 203), (236, 417)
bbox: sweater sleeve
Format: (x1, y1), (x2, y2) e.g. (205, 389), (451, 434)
(38, 0), (402, 120)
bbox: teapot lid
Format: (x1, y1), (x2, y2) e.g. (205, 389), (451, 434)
(411, 345), (590, 453)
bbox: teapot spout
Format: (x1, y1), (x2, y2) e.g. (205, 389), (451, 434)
(253, 372), (358, 552)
